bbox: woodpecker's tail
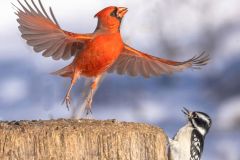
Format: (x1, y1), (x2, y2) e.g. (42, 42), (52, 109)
(51, 65), (74, 77)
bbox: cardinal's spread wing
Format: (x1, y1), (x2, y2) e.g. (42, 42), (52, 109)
(108, 44), (209, 78)
(13, 0), (93, 60)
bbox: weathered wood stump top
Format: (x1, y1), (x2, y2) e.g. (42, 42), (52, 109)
(0, 119), (168, 160)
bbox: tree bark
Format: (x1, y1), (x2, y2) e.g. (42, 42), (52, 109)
(0, 119), (168, 160)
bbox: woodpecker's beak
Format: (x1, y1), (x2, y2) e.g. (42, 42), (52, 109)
(182, 107), (192, 118)
(117, 7), (128, 18)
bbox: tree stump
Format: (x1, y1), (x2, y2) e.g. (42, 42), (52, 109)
(0, 119), (168, 160)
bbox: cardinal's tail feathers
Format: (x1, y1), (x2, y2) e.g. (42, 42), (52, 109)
(51, 65), (74, 77)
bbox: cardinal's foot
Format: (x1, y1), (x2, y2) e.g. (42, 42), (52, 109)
(84, 107), (94, 119)
(85, 97), (93, 115)
(86, 108), (92, 115)
(62, 95), (71, 110)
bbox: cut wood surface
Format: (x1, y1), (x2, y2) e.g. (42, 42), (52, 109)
(0, 119), (168, 160)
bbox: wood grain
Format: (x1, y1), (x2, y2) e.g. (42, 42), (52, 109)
(0, 119), (168, 160)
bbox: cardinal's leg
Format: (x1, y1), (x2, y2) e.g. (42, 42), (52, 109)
(63, 70), (80, 110)
(86, 74), (103, 115)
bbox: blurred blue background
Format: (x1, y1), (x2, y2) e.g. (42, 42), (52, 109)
(1, 0), (240, 159)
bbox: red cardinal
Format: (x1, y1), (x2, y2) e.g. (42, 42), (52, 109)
(14, 0), (209, 114)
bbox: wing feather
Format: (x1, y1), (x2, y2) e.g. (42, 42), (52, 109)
(42, 38), (65, 57)
(13, 0), (93, 60)
(190, 130), (204, 160)
(52, 43), (66, 60)
(117, 56), (130, 75)
(109, 44), (209, 78)
(62, 43), (73, 60)
(127, 57), (138, 76)
(139, 61), (150, 78)
(33, 40), (53, 52)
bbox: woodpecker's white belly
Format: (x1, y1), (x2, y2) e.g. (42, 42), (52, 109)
(169, 123), (193, 160)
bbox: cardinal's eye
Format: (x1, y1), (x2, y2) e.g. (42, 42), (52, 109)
(110, 8), (118, 17)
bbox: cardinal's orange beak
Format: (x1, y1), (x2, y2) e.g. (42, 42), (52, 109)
(117, 7), (128, 18)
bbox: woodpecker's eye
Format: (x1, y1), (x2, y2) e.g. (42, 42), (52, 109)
(192, 112), (198, 118)
(110, 8), (118, 17)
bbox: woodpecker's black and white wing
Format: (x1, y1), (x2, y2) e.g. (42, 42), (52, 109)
(190, 130), (204, 160)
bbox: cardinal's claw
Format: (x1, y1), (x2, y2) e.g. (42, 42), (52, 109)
(63, 95), (71, 110)
(86, 108), (92, 115)
(85, 98), (93, 115)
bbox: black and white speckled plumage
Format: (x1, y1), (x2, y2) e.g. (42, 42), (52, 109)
(190, 129), (204, 160)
